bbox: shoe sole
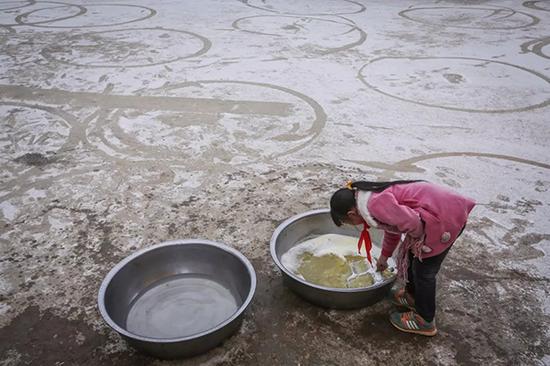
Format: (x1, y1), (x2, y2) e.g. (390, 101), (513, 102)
(390, 320), (438, 337)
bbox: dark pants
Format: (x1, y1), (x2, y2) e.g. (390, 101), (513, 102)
(405, 246), (451, 322)
(405, 226), (464, 322)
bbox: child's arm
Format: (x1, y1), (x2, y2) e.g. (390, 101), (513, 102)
(369, 190), (423, 236)
(369, 190), (424, 258)
(381, 232), (401, 258)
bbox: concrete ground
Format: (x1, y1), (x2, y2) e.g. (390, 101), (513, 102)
(1, 0), (549, 365)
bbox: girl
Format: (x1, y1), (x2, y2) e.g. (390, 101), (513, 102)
(330, 180), (475, 336)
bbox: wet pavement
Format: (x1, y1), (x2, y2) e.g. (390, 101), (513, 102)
(1, 0), (549, 365)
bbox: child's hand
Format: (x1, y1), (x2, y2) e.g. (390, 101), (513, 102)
(376, 255), (388, 272)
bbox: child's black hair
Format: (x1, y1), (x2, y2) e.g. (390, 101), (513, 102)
(330, 180), (423, 226)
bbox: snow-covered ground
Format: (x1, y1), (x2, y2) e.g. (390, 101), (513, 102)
(1, 0), (549, 364)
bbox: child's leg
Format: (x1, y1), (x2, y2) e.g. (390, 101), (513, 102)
(411, 246), (452, 322)
(412, 226), (465, 320)
(405, 251), (416, 302)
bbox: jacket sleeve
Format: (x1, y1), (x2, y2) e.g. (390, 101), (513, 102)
(369, 190), (424, 257)
(381, 232), (401, 258)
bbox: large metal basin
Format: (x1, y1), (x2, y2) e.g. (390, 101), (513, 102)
(98, 240), (256, 359)
(270, 208), (395, 309)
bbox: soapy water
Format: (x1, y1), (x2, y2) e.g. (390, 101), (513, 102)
(281, 234), (395, 288)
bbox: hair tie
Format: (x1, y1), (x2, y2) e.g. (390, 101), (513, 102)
(345, 180), (353, 190)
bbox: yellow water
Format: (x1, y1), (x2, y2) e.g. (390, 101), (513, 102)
(296, 252), (394, 289)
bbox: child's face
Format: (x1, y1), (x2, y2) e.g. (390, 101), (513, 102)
(344, 208), (363, 226)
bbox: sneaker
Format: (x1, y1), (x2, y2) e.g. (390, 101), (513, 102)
(389, 310), (437, 336)
(390, 287), (415, 310)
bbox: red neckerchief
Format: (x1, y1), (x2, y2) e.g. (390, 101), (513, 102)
(358, 219), (373, 265)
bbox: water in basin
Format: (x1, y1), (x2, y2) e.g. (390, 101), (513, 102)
(125, 273), (239, 339)
(281, 233), (395, 288)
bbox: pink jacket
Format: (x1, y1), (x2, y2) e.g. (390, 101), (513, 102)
(356, 182), (475, 258)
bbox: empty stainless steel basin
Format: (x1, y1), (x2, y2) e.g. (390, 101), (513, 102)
(98, 240), (256, 359)
(270, 208), (395, 309)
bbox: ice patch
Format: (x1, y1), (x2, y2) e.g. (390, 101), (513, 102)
(26, 188), (47, 200)
(47, 215), (72, 231)
(0, 201), (17, 221)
